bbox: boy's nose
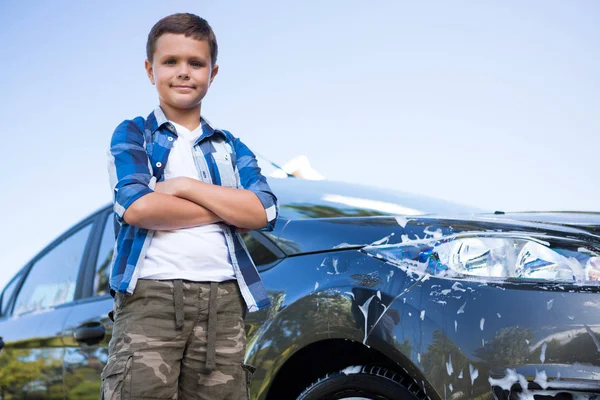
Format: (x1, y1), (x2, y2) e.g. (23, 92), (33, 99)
(177, 66), (190, 79)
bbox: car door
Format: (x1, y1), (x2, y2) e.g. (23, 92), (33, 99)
(0, 216), (96, 399)
(60, 213), (286, 399)
(62, 208), (115, 400)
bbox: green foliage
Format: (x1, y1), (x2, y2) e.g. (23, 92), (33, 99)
(0, 348), (62, 399)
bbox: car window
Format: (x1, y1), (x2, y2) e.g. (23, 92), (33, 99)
(242, 233), (280, 267)
(0, 271), (24, 316)
(13, 223), (93, 316)
(94, 214), (115, 296)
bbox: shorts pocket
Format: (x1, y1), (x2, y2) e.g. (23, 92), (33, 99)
(100, 353), (132, 400)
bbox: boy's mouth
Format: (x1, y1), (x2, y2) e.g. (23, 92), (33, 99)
(171, 84), (196, 90)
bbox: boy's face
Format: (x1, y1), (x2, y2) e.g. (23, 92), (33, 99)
(145, 34), (218, 114)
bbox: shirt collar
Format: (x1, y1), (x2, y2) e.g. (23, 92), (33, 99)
(147, 106), (225, 141)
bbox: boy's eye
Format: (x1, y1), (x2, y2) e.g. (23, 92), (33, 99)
(164, 59), (176, 65)
(190, 61), (204, 68)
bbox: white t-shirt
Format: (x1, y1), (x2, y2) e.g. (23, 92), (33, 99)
(139, 121), (236, 282)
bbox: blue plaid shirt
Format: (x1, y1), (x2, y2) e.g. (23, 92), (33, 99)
(107, 107), (278, 312)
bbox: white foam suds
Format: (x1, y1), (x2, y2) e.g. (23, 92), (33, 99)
(341, 365), (362, 375)
(395, 216), (410, 228)
(319, 258), (327, 269)
(314, 282), (319, 291)
(417, 352), (421, 363)
(547, 299), (554, 310)
(480, 318), (485, 331)
(441, 289), (452, 295)
(446, 354), (453, 376)
(424, 226), (443, 239)
(540, 341), (547, 363)
(489, 368), (519, 391)
(579, 247), (600, 256)
(408, 312), (412, 317)
(458, 370), (463, 379)
(420, 310), (425, 321)
(371, 233), (395, 246)
(457, 302), (466, 314)
(359, 295), (376, 343)
(332, 258), (339, 274)
(449, 383), (453, 392)
(534, 370), (548, 389)
(455, 320), (458, 333)
(584, 301), (600, 310)
(452, 282), (466, 292)
(497, 313), (501, 318)
(469, 364), (479, 385)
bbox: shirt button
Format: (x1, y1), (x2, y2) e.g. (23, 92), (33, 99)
(168, 136), (174, 141)
(156, 162), (162, 168)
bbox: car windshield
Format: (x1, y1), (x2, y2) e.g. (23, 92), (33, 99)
(269, 178), (482, 220)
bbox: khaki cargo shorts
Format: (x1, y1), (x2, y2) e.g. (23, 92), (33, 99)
(100, 279), (254, 400)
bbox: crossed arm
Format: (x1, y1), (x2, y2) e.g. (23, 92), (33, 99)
(110, 120), (274, 232)
(123, 177), (267, 231)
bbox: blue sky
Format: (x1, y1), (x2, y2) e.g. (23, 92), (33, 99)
(0, 0), (598, 289)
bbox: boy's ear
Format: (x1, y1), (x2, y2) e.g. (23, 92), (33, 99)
(144, 59), (155, 85)
(209, 64), (219, 86)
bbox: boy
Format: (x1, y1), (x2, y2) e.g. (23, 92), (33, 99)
(102, 13), (278, 400)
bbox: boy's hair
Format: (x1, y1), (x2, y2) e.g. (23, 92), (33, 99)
(146, 13), (218, 66)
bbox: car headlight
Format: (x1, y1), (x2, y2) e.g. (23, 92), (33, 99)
(361, 233), (600, 282)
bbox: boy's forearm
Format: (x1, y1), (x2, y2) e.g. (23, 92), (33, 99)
(123, 192), (222, 230)
(176, 179), (267, 230)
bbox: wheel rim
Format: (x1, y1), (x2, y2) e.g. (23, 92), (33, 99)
(338, 398), (373, 400)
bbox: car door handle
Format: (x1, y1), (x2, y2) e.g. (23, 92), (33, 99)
(74, 322), (106, 346)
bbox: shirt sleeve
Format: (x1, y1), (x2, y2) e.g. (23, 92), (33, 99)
(232, 135), (279, 231)
(107, 119), (155, 224)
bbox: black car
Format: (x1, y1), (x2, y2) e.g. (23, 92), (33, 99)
(1, 178), (599, 400)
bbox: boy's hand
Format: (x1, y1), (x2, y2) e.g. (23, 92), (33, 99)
(153, 179), (252, 233)
(155, 177), (192, 197)
(155, 177), (268, 230)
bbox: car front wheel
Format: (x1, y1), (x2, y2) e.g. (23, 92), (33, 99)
(296, 365), (424, 400)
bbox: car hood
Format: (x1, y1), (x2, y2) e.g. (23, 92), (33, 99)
(269, 212), (600, 256)
(482, 211), (600, 234)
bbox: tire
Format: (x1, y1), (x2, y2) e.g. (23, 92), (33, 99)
(296, 365), (425, 400)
